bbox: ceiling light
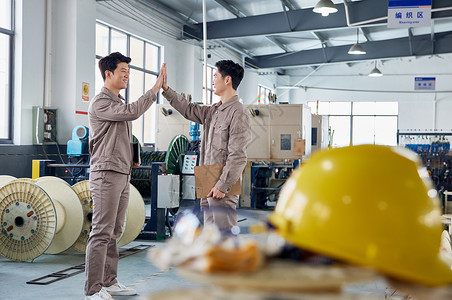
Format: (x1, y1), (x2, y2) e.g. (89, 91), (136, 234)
(369, 61), (383, 77)
(313, 0), (338, 17)
(348, 43), (366, 55)
(348, 28), (366, 55)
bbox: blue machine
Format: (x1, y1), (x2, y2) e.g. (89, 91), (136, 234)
(67, 125), (89, 156)
(189, 122), (200, 141)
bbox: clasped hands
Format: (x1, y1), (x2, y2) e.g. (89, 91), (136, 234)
(151, 63), (169, 95)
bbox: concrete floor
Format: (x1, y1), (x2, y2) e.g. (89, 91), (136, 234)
(0, 208), (401, 300)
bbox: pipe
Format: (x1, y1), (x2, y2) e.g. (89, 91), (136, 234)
(343, 1), (452, 27)
(44, 0), (52, 107)
(202, 0), (208, 104)
(433, 93), (437, 130)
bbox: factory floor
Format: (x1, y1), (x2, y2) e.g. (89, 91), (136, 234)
(0, 208), (399, 300)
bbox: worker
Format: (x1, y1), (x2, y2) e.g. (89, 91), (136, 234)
(85, 52), (165, 300)
(162, 60), (251, 231)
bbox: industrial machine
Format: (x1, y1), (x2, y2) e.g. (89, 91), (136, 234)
(242, 104), (311, 208)
(311, 114), (329, 154)
(251, 160), (298, 209)
(65, 125), (90, 183)
(245, 104), (311, 160)
(398, 131), (452, 210)
(67, 125), (89, 157)
(154, 103), (314, 209)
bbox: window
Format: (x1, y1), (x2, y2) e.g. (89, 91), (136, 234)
(258, 85), (272, 104)
(95, 22), (161, 144)
(203, 64), (220, 104)
(308, 101), (398, 148)
(0, 0), (13, 143)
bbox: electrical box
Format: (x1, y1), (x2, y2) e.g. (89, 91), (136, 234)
(32, 107), (57, 145)
(182, 175), (196, 200)
(157, 174), (180, 208)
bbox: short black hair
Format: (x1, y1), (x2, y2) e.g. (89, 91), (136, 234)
(215, 60), (244, 90)
(98, 52), (131, 81)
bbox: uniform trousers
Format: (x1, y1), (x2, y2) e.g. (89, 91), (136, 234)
(84, 170), (130, 296)
(201, 195), (239, 231)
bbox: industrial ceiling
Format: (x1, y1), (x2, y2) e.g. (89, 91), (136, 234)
(98, 0), (452, 72)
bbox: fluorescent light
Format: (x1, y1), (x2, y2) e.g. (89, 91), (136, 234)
(313, 0), (338, 17)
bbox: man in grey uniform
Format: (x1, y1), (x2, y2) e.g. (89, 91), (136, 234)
(162, 60), (251, 231)
(85, 52), (165, 300)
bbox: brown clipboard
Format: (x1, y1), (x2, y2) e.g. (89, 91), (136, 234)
(194, 164), (241, 198)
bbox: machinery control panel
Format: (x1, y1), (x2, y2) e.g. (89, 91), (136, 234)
(181, 155), (198, 174)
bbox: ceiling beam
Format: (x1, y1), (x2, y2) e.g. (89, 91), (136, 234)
(280, 1), (293, 31)
(213, 0), (246, 18)
(408, 27), (414, 56)
(360, 27), (371, 42)
(216, 40), (255, 59)
(280, 0), (300, 11)
(214, 0), (292, 53)
(266, 36), (293, 53)
(245, 32), (452, 69)
(138, 0), (197, 26)
(311, 31), (330, 47)
(183, 0), (452, 40)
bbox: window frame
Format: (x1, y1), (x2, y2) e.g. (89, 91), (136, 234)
(308, 101), (398, 147)
(203, 64), (217, 104)
(258, 85), (272, 104)
(0, 0), (14, 144)
(95, 21), (161, 144)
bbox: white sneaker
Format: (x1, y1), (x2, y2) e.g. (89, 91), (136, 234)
(85, 287), (113, 300)
(104, 282), (137, 296)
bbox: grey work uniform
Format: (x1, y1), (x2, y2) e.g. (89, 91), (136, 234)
(85, 87), (156, 296)
(163, 88), (251, 230)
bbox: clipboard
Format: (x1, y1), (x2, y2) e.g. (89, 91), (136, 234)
(194, 164), (241, 198)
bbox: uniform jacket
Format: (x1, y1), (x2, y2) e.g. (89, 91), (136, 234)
(89, 87), (156, 174)
(163, 88), (251, 194)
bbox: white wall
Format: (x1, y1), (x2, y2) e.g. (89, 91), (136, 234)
(14, 0), (46, 144)
(52, 0), (96, 142)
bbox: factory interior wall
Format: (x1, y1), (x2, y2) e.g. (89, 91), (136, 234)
(5, 0), (452, 158)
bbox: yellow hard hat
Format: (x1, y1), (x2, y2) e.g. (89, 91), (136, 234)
(269, 144), (452, 286)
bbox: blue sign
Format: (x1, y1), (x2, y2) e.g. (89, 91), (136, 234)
(388, 0), (431, 28)
(415, 77), (435, 90)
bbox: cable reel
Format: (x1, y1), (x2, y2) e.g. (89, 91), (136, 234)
(0, 181), (56, 261)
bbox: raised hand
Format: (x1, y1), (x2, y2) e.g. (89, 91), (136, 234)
(162, 63), (168, 92)
(151, 63), (166, 95)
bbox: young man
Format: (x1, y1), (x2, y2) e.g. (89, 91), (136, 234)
(85, 52), (165, 300)
(162, 60), (251, 231)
